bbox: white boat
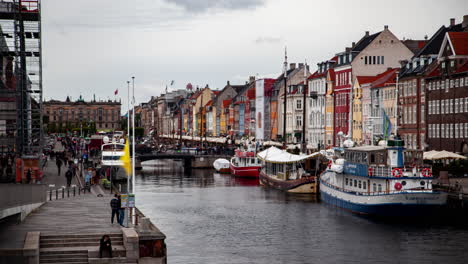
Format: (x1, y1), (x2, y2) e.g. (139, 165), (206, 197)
(100, 138), (127, 181)
(213, 158), (230, 174)
(320, 139), (447, 217)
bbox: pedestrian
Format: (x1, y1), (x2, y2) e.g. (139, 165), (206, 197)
(65, 168), (73, 187)
(99, 235), (113, 258)
(118, 195), (125, 226)
(85, 168), (92, 186)
(56, 158), (62, 176)
(110, 194), (120, 224)
(26, 168), (32, 183)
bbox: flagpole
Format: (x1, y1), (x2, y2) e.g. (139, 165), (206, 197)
(126, 80), (130, 227)
(131, 76), (136, 224)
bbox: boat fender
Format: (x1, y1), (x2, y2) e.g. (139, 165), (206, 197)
(392, 168), (403, 178)
(421, 168), (432, 178)
(368, 167), (373, 176)
(394, 182), (403, 190)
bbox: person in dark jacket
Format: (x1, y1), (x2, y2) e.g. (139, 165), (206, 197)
(65, 169), (73, 187)
(99, 235), (112, 258)
(56, 158), (62, 176)
(26, 168), (32, 183)
(110, 195), (120, 224)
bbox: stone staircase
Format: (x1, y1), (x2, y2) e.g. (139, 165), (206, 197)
(39, 233), (135, 264)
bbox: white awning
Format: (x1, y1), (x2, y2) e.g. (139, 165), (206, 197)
(423, 150), (467, 160)
(257, 146), (322, 164)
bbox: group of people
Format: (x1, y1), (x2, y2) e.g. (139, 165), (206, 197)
(110, 194), (126, 226)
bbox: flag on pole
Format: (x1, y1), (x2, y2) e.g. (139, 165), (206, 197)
(383, 111), (392, 139)
(114, 89), (118, 95)
(120, 139), (132, 176)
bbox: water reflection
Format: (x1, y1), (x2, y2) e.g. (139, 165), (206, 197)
(135, 160), (468, 264)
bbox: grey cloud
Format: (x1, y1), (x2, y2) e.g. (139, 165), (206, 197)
(164, 0), (265, 13)
(255, 36), (282, 44)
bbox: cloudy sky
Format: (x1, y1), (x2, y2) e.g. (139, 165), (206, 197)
(42, 0), (467, 111)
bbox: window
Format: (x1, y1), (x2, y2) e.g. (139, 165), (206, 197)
(296, 99), (302, 110)
(363, 181), (367, 190)
(373, 183), (376, 192)
(377, 56), (381, 64)
(358, 180), (362, 189)
(378, 184), (382, 192)
(365, 56), (368, 65)
(381, 56), (384, 64)
(296, 116), (302, 127)
(456, 123), (459, 138)
(354, 180), (357, 187)
(345, 178), (349, 186)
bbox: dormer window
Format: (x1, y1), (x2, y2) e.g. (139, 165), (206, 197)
(420, 59), (425, 66)
(450, 60), (455, 68)
(441, 62), (446, 69)
(348, 54), (352, 62)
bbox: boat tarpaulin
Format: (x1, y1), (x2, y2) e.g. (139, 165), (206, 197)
(257, 146), (322, 164)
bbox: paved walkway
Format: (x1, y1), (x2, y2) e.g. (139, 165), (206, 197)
(0, 141), (122, 249)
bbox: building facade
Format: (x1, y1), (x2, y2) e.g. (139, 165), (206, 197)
(44, 96), (121, 132)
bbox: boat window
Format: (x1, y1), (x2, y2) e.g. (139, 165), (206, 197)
(363, 181), (367, 190)
(354, 180), (357, 187)
(345, 178), (349, 186)
(378, 184), (382, 192)
(373, 183), (376, 192)
(358, 181), (362, 189)
(370, 153), (375, 163)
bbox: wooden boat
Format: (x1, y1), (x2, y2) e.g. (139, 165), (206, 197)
(257, 147), (322, 193)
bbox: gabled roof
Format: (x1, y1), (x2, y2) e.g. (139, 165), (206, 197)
(356, 76), (379, 85)
(371, 68), (399, 88)
(402, 39), (427, 54)
(352, 32), (381, 52)
(447, 32), (468, 56)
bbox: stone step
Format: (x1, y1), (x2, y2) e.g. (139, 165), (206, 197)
(39, 256), (88, 263)
(41, 237), (123, 244)
(89, 257), (136, 264)
(41, 250), (88, 255)
(41, 241), (123, 248)
(40, 253), (88, 259)
(88, 246), (126, 258)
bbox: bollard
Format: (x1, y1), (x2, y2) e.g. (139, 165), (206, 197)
(67, 188), (70, 198)
(56, 189), (58, 200)
(62, 188), (64, 199)
(73, 187), (76, 196)
(49, 190), (52, 201)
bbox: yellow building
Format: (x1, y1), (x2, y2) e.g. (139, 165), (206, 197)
(192, 87), (214, 136)
(325, 69), (335, 147)
(352, 76), (376, 145)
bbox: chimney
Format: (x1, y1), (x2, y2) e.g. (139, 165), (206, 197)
(227, 80), (230, 86)
(450, 18), (455, 26)
(290, 63), (296, 70)
(384, 25), (388, 30)
(352, 42), (356, 48)
(249, 76), (255, 83)
(345, 47), (351, 52)
(462, 15), (468, 29)
(298, 63), (304, 69)
(365, 31), (369, 37)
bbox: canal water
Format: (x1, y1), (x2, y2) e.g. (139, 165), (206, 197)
(136, 160), (468, 264)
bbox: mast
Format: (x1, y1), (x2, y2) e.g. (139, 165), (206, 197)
(283, 47), (288, 145)
(302, 60), (307, 153)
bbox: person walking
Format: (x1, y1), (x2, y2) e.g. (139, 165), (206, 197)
(56, 158), (62, 176)
(65, 168), (73, 187)
(110, 194), (120, 224)
(99, 235), (113, 258)
(26, 168), (32, 183)
(118, 195), (125, 226)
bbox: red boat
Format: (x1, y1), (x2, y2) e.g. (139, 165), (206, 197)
(230, 149), (261, 178)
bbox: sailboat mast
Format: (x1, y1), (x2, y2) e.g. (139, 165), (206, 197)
(302, 60), (307, 153)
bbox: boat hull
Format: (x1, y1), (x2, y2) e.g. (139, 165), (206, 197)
(319, 173), (447, 217)
(217, 168), (231, 174)
(259, 171), (318, 194)
(229, 164), (261, 178)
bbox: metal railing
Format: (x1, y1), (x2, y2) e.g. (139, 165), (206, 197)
(46, 184), (90, 201)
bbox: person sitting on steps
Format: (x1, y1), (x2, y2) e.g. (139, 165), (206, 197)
(99, 235), (112, 258)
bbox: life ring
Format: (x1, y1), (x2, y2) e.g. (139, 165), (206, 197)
(421, 168), (432, 178)
(368, 167), (373, 176)
(392, 168), (403, 178)
(394, 182), (403, 191)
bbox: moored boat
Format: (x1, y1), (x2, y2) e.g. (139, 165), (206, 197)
(320, 139), (447, 217)
(230, 146), (261, 178)
(257, 147), (322, 193)
(100, 137), (127, 181)
(213, 158), (231, 174)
